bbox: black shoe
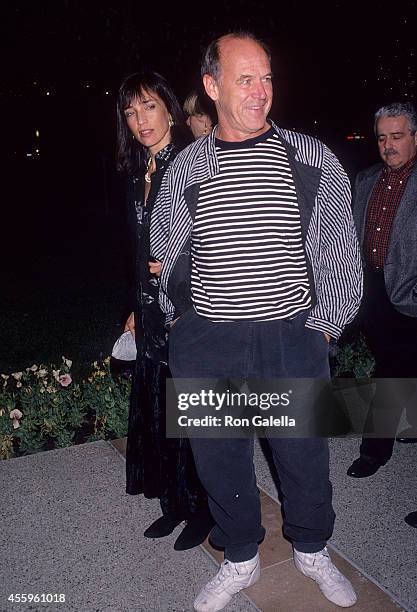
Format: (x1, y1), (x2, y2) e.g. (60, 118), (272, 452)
(347, 457), (383, 478)
(404, 511), (417, 528)
(174, 510), (215, 551)
(143, 513), (184, 538)
(396, 427), (417, 443)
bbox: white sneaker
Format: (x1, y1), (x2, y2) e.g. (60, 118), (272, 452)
(193, 553), (260, 612)
(294, 547), (357, 607)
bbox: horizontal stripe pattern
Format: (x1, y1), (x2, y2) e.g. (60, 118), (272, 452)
(191, 134), (311, 320)
(150, 121), (363, 339)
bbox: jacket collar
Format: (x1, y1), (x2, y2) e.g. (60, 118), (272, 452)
(199, 119), (321, 242)
(354, 161), (417, 249)
(389, 162), (417, 251)
(204, 120), (308, 168)
(146, 142), (176, 171)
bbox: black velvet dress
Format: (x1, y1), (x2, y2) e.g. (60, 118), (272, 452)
(125, 143), (206, 517)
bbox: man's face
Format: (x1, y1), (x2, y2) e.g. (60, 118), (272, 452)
(203, 37), (272, 141)
(376, 115), (417, 170)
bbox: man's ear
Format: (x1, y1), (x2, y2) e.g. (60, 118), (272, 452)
(203, 74), (219, 102)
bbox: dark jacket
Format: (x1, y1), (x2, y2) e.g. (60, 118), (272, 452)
(353, 161), (417, 317)
(125, 144), (177, 314)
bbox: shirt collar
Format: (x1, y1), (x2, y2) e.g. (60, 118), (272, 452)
(145, 143), (175, 168)
(155, 142), (175, 162)
(205, 120), (297, 177)
(383, 152), (416, 179)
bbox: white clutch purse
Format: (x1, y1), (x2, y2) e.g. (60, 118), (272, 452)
(111, 331), (137, 361)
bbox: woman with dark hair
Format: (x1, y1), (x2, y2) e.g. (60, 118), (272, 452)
(116, 71), (213, 550)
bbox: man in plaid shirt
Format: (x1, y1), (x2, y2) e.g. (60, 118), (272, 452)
(348, 102), (417, 480)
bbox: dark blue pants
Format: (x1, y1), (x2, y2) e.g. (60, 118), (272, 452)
(360, 270), (417, 464)
(169, 308), (335, 562)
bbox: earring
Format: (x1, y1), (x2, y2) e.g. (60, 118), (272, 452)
(168, 115), (174, 127)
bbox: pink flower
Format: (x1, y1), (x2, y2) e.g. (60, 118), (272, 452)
(10, 409), (23, 429)
(58, 374), (72, 387)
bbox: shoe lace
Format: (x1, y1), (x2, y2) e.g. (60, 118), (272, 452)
(207, 561), (234, 591)
(312, 551), (343, 584)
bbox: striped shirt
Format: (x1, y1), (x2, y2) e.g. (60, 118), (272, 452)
(191, 130), (311, 320)
(150, 121), (363, 339)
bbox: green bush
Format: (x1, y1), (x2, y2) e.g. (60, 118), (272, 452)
(0, 356), (131, 460)
(332, 334), (376, 379)
(82, 358), (130, 441)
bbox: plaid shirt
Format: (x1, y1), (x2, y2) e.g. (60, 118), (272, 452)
(364, 154), (416, 269)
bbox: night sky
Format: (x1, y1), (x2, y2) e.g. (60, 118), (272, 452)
(2, 1), (416, 127)
(1, 0), (416, 263)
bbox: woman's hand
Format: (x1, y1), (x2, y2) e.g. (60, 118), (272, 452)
(149, 260), (162, 277)
(124, 312), (135, 338)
